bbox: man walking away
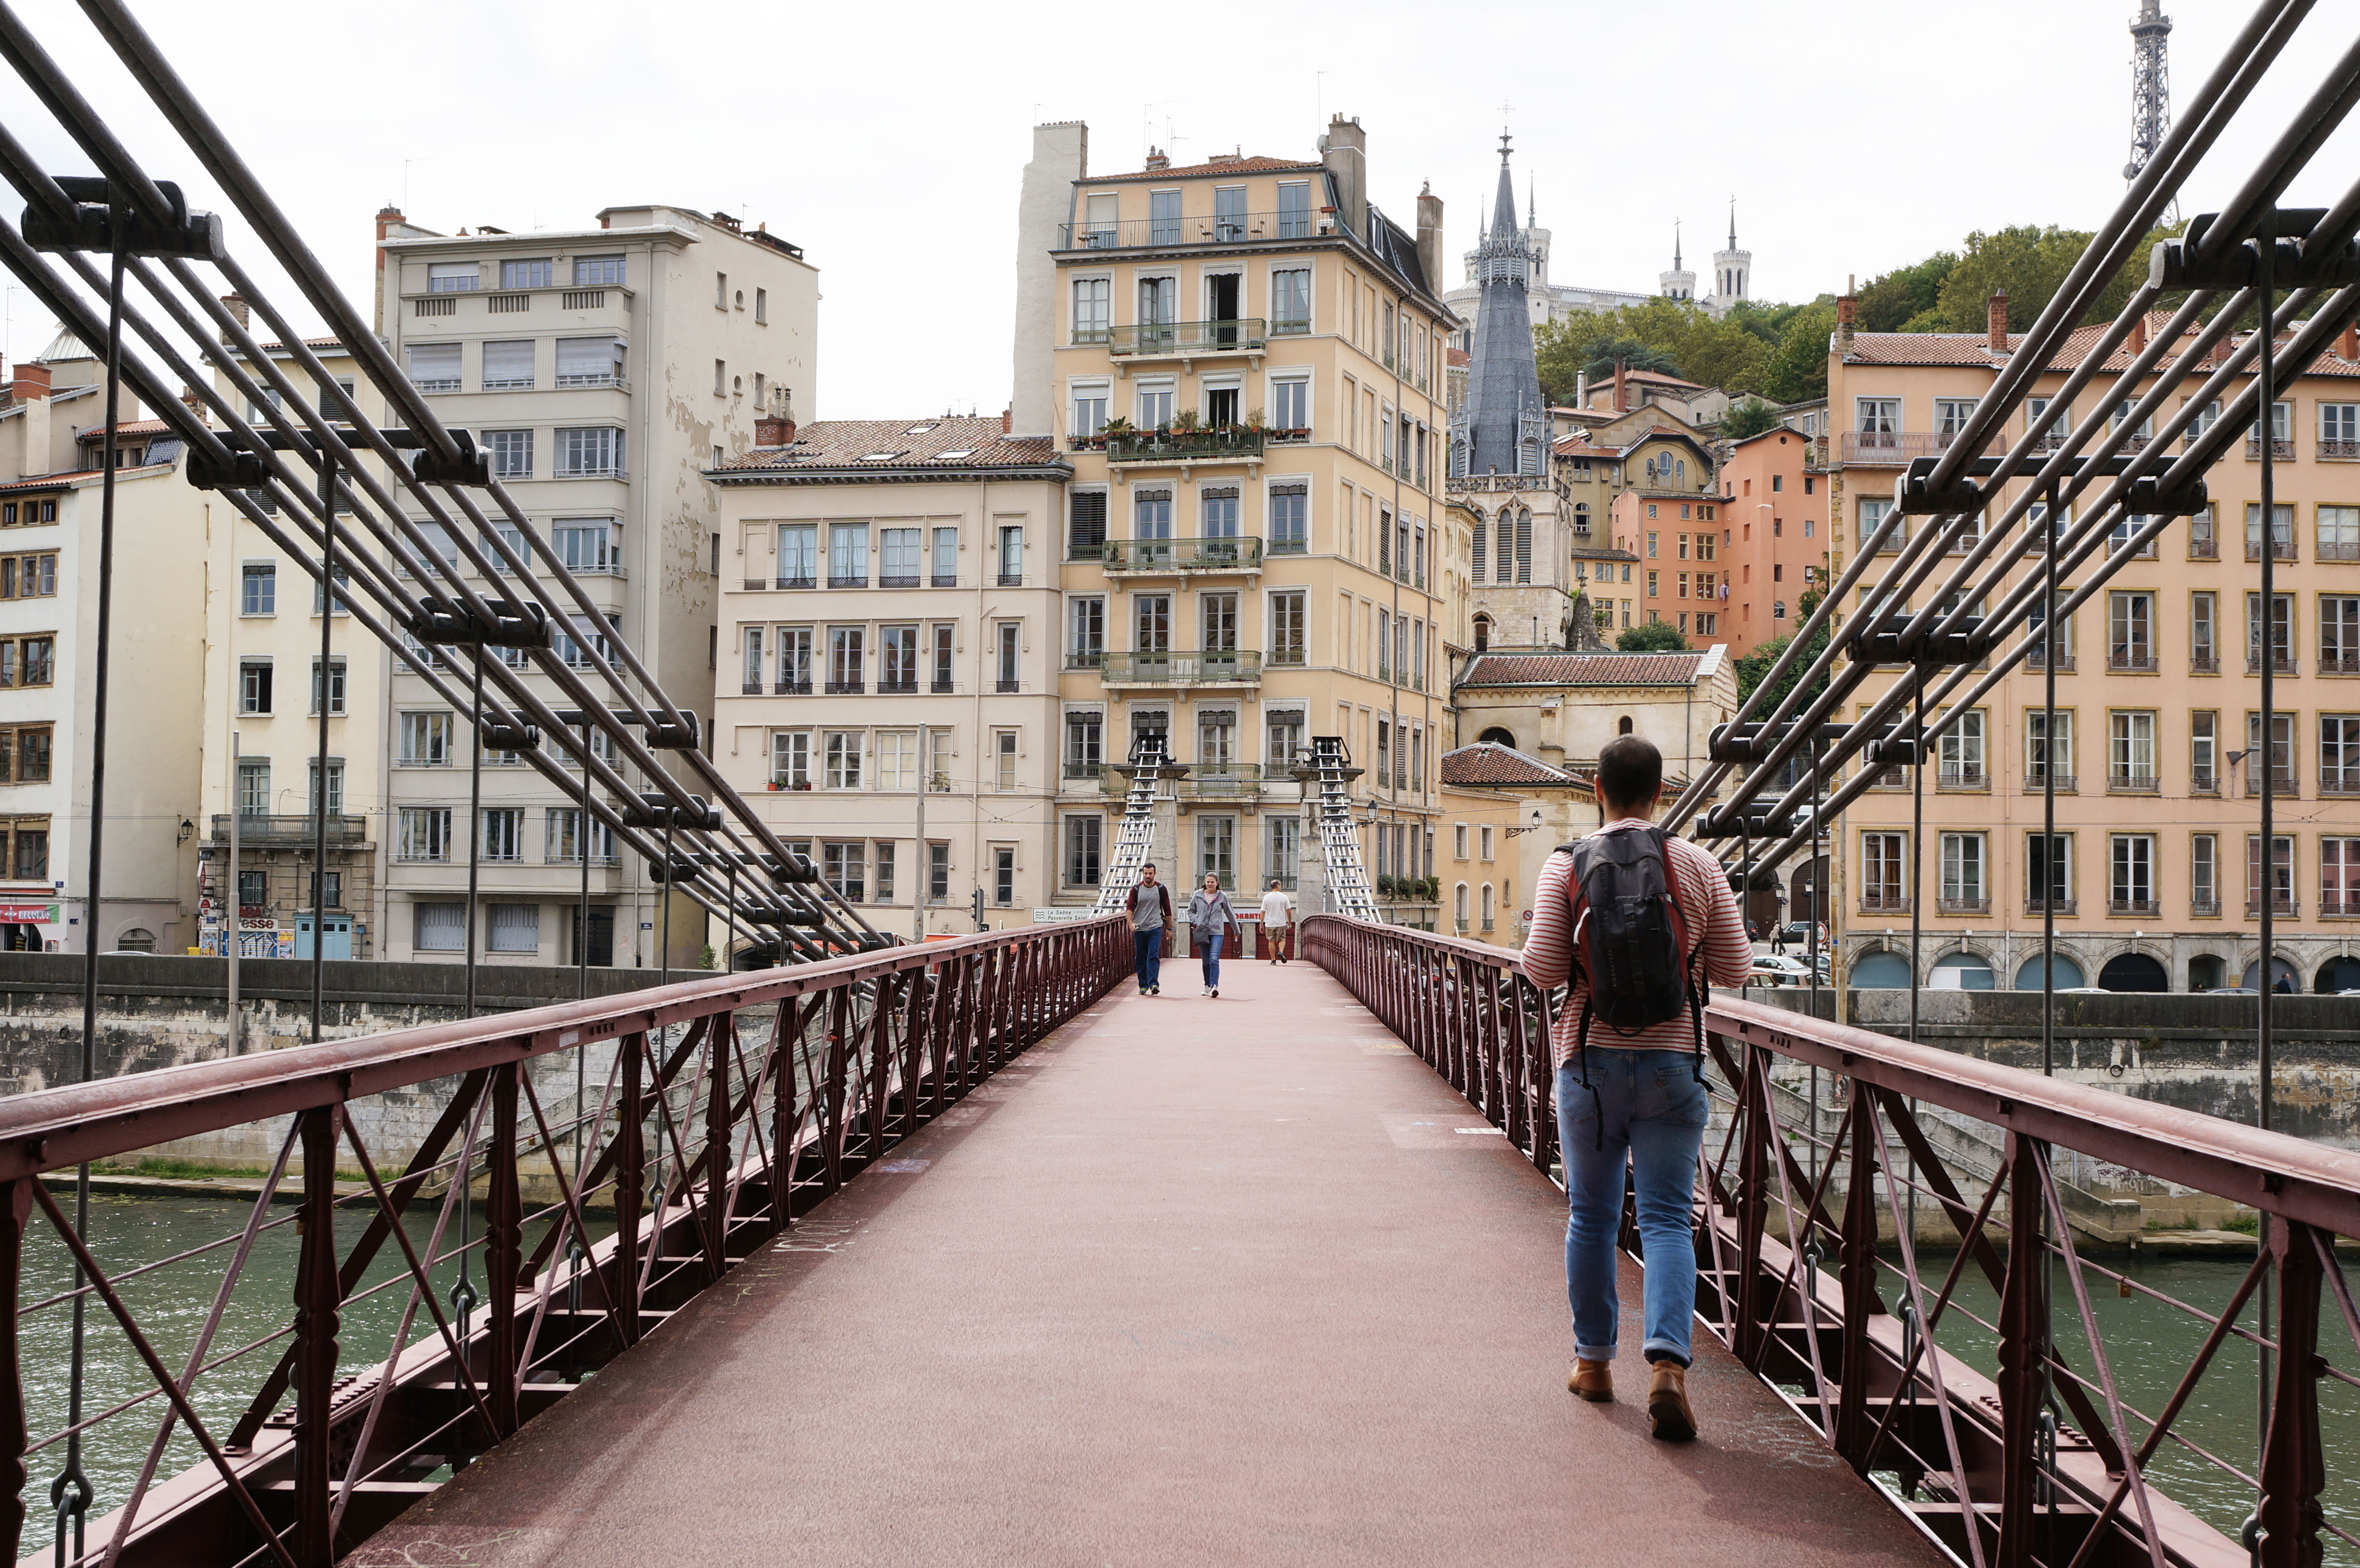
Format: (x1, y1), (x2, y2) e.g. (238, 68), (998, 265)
(1128, 862), (1172, 995)
(1522, 735), (1752, 1441)
(1188, 873), (1242, 997)
(1260, 878), (1293, 964)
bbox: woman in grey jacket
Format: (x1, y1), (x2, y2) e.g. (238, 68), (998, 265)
(1186, 874), (1243, 998)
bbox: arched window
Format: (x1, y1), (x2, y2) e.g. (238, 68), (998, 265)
(1479, 883), (1495, 930)
(1930, 950), (1997, 990)
(1618, 716), (1634, 735)
(1573, 501), (1590, 535)
(1494, 514), (1513, 584)
(1851, 949), (1912, 988)
(1470, 512), (1487, 580)
(2319, 955), (2360, 993)
(1514, 508), (1533, 583)
(2015, 953), (2087, 991)
(1473, 614), (1491, 653)
(1478, 726), (1515, 748)
(113, 928), (155, 953)
(1454, 882), (1468, 929)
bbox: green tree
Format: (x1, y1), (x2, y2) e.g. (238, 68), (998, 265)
(1920, 222), (2181, 334)
(1721, 396), (1782, 440)
(1617, 621), (1691, 653)
(1856, 251), (1957, 333)
(1733, 588), (1828, 707)
(1760, 304), (1837, 404)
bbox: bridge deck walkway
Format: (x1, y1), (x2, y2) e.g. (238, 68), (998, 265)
(351, 957), (1939, 1567)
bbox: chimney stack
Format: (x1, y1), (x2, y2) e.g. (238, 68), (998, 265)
(1986, 288), (2010, 353)
(9, 363), (51, 403)
(1319, 114), (1365, 239)
(1143, 147), (1169, 172)
(1415, 180), (1445, 296)
(1001, 406), (1012, 434)
(753, 416), (796, 447)
(180, 383), (209, 422)
(2341, 318), (2359, 363)
(1612, 358), (1628, 413)
(2128, 311), (2149, 354)
(1836, 278), (1856, 356)
(220, 294), (249, 348)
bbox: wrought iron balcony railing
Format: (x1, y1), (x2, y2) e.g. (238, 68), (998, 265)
(2023, 772), (2076, 793)
(2107, 771), (2160, 794)
(1178, 763), (1264, 798)
(2108, 646), (2157, 672)
(209, 813), (368, 845)
(1098, 650), (1263, 685)
(1936, 896), (1991, 916)
(1839, 430), (1997, 466)
(1099, 537), (1265, 573)
(2248, 769), (2301, 796)
(1058, 211), (1313, 250)
(1104, 429), (1266, 465)
(1105, 318), (1267, 356)
(2190, 897), (2222, 916)
(1936, 764), (1987, 789)
(2025, 897), (2078, 918)
(2108, 897), (2162, 917)
(2190, 651), (2219, 673)
(2188, 536), (2220, 560)
(1858, 892), (1912, 914)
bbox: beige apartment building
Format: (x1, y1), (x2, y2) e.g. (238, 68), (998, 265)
(372, 204), (815, 969)
(1011, 117), (1459, 921)
(708, 416), (1069, 944)
(1827, 302), (2360, 993)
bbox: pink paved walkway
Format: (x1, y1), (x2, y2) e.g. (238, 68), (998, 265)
(352, 957), (1940, 1567)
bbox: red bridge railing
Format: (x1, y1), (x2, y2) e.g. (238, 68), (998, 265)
(0, 916), (1131, 1568)
(1303, 913), (2360, 1568)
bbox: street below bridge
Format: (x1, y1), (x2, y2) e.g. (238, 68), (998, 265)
(349, 960), (1937, 1567)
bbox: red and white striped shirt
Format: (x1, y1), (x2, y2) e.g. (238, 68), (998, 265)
(1521, 818), (1755, 1068)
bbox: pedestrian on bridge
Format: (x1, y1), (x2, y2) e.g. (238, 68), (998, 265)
(1523, 735), (1753, 1442)
(1128, 863), (1173, 995)
(1260, 878), (1293, 964)
(1189, 873), (1242, 997)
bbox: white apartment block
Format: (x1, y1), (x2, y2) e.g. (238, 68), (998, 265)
(373, 204), (817, 968)
(710, 417), (1070, 945)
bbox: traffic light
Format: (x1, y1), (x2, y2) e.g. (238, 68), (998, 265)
(972, 887), (987, 930)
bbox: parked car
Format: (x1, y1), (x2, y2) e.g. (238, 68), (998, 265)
(1748, 954), (1826, 986)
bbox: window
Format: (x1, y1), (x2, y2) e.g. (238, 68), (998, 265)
(2192, 834), (2218, 913)
(1276, 183), (1313, 241)
(996, 623), (1021, 691)
(2108, 711), (2156, 790)
(994, 847), (1017, 907)
(572, 254), (624, 286)
(2324, 716), (2360, 794)
(2028, 833), (2071, 910)
(771, 730), (811, 789)
(995, 730), (1019, 791)
(236, 657), (270, 713)
(1066, 490), (1107, 562)
(2249, 710), (2298, 795)
(2108, 591), (2154, 670)
(1064, 596), (1105, 671)
(875, 729), (918, 792)
(2323, 596), (2360, 673)
(824, 732), (863, 789)
(544, 810), (615, 866)
(475, 903), (538, 955)
(554, 427), (622, 477)
(998, 526), (1024, 587)
(1065, 710), (1103, 779)
(777, 625), (814, 693)
(1198, 815), (1235, 888)
(426, 262), (477, 294)
(824, 625), (865, 693)
(1135, 593), (1170, 653)
(2249, 833), (2295, 916)
(928, 843), (951, 903)
(2191, 591), (2217, 670)
(479, 808), (524, 863)
(1065, 816), (1102, 886)
(875, 527), (920, 588)
(1937, 709), (1985, 786)
(399, 711), (452, 765)
(481, 338), (535, 390)
(1266, 708), (1303, 770)
(823, 841), (867, 901)
(2248, 591), (2295, 673)
(1479, 825), (1495, 861)
(777, 524), (818, 588)
(406, 342), (461, 392)
(1202, 592), (1238, 655)
(2192, 710), (2219, 792)
(1939, 833), (1987, 910)
(1855, 397), (1900, 443)
(1071, 278), (1110, 344)
(309, 656), (346, 716)
(2024, 709), (2072, 787)
(2247, 502), (2296, 561)
(397, 808), (453, 862)
(307, 760), (343, 817)
(2251, 400), (2293, 456)
(1270, 589), (1307, 667)
(1861, 832), (1906, 910)
(235, 758), (269, 814)
(2325, 839), (2360, 917)
(0, 553), (55, 601)
(555, 336), (623, 387)
(2111, 835), (2157, 912)
(236, 560), (277, 617)
(829, 523), (869, 588)
(413, 902), (465, 952)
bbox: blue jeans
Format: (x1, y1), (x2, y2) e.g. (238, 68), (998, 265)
(1200, 929), (1225, 988)
(1554, 1051), (1709, 1368)
(1133, 929), (1163, 990)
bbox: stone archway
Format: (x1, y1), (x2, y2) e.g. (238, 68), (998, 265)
(2098, 952), (2169, 992)
(1850, 949), (1911, 988)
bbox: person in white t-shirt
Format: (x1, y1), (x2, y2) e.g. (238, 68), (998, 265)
(1259, 879), (1293, 964)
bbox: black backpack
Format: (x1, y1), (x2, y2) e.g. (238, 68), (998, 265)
(1561, 827), (1706, 1142)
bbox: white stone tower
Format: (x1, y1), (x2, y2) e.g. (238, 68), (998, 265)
(1659, 223), (1696, 303)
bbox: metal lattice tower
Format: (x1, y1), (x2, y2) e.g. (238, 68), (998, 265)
(2126, 0), (2173, 184)
(1300, 736), (1379, 921)
(1094, 730), (1178, 914)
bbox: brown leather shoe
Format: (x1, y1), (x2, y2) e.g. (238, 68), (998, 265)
(1567, 1358), (1613, 1402)
(1647, 1360), (1696, 1441)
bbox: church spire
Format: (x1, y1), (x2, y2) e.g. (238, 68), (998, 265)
(1458, 135), (1544, 480)
(1673, 220), (1683, 271)
(1728, 197), (1737, 251)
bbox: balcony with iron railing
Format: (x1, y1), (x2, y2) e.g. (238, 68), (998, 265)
(1063, 760), (1103, 783)
(2023, 772), (2077, 793)
(2190, 896), (2222, 917)
(1936, 764), (1988, 791)
(2108, 644), (2157, 673)
(1103, 429), (1266, 466)
(2320, 541), (2360, 562)
(1839, 430), (1999, 466)
(2108, 896), (2163, 917)
(1102, 318), (1268, 358)
(2025, 897), (2078, 918)
(2246, 769), (2300, 796)
(2189, 535), (2220, 560)
(1058, 211), (1315, 250)
(2323, 438), (2360, 461)
(2324, 891), (2360, 917)
(1098, 650), (1263, 686)
(2192, 766), (2218, 794)
(2323, 768), (2360, 796)
(774, 677), (813, 695)
(2246, 536), (2297, 562)
(1177, 763), (1265, 799)
(2107, 770), (2160, 795)
(2321, 651), (2360, 674)
(1858, 891), (1911, 914)
(1065, 649), (1105, 671)
(1936, 896), (1991, 917)
(1099, 537), (1264, 574)
(2026, 646), (2076, 673)
(2248, 651), (2299, 675)
(2191, 650), (2219, 673)
(210, 814), (368, 846)
(2248, 436), (2297, 461)
(2249, 894), (2299, 917)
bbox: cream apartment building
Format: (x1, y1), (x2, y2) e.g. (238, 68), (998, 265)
(373, 204), (815, 968)
(200, 329), (389, 958)
(709, 416), (1069, 943)
(1012, 117), (1459, 921)
(1827, 301), (2360, 992)
(0, 342), (205, 953)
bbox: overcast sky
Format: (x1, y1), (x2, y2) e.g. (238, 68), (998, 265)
(6, 0), (2360, 419)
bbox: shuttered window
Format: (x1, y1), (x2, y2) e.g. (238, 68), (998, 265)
(406, 343), (460, 391)
(481, 339), (535, 389)
(1068, 489), (1107, 560)
(556, 336), (623, 386)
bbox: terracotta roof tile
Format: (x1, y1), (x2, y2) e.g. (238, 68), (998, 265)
(1845, 322), (2360, 378)
(1440, 742), (1585, 788)
(1459, 651), (1708, 687)
(1447, 346), (1471, 368)
(714, 417), (1068, 477)
(1093, 156), (1324, 184)
(75, 420), (176, 439)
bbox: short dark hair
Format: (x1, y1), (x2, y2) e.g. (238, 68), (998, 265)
(1596, 735), (1664, 813)
(1142, 861), (1157, 871)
